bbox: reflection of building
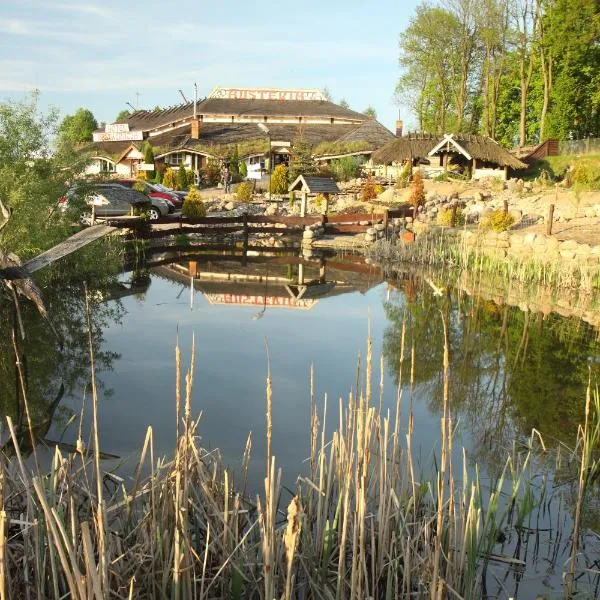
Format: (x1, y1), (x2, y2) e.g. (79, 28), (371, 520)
(84, 87), (395, 179)
(149, 252), (383, 311)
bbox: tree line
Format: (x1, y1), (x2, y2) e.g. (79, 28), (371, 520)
(396, 0), (600, 146)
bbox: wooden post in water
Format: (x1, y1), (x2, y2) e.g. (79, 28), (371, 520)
(546, 203), (555, 235)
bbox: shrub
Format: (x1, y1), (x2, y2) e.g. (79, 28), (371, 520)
(374, 183), (384, 196)
(133, 181), (147, 194)
(571, 160), (600, 189)
(136, 170), (148, 181)
(239, 160), (248, 178)
(437, 206), (465, 227)
(204, 160), (221, 187)
(408, 170), (425, 208)
(395, 162), (411, 189)
(182, 188), (206, 218)
(481, 209), (515, 232)
(236, 181), (253, 202)
(163, 168), (176, 189)
(269, 164), (288, 194)
(328, 156), (366, 181)
(361, 175), (378, 201)
(176, 166), (189, 191)
(314, 194), (325, 210)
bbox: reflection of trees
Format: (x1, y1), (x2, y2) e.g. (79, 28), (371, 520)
(383, 278), (600, 470)
(0, 240), (125, 453)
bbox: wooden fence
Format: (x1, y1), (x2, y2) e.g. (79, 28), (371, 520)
(104, 204), (414, 240)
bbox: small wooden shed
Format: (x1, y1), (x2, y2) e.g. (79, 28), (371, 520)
(288, 175), (340, 216)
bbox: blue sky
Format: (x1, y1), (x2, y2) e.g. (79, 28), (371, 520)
(0, 0), (420, 131)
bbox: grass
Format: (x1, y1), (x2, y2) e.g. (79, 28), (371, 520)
(369, 230), (600, 291)
(525, 154), (600, 189)
(1, 296), (599, 598)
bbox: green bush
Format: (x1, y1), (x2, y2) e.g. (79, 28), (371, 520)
(328, 156), (366, 181)
(239, 160), (248, 178)
(437, 206), (465, 227)
(163, 168), (176, 189)
(133, 181), (147, 194)
(314, 193), (325, 210)
(176, 166), (189, 191)
(481, 209), (515, 232)
(203, 160), (221, 187)
(395, 162), (412, 188)
(182, 188), (206, 218)
(361, 175), (378, 201)
(236, 181), (253, 202)
(269, 164), (289, 194)
(570, 160), (600, 189)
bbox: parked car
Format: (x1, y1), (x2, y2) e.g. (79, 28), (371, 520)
(153, 183), (188, 203)
(115, 179), (182, 211)
(59, 184), (153, 222)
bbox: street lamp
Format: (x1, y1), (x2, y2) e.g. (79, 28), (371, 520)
(257, 123), (271, 201)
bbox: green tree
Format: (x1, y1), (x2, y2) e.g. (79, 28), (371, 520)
(363, 106), (378, 119)
(269, 164), (289, 194)
(288, 139), (317, 180)
(543, 0), (600, 139)
(58, 108), (98, 145)
(0, 93), (89, 258)
(143, 143), (155, 178)
(176, 166), (189, 191)
(115, 109), (131, 122)
(322, 87), (332, 101)
(339, 98), (350, 109)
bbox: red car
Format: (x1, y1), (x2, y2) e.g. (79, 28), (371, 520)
(115, 179), (182, 211)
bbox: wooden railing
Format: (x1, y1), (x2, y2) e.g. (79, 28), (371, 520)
(104, 203), (413, 239)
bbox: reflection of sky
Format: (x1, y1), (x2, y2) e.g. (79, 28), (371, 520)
(53, 273), (444, 490)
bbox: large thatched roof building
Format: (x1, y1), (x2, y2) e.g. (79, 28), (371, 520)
(84, 87), (395, 178)
(371, 132), (526, 180)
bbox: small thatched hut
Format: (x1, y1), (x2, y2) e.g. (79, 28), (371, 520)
(370, 132), (526, 180)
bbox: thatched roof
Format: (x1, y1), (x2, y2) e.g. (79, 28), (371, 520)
(371, 133), (526, 169)
(119, 98), (365, 133)
(334, 119), (395, 148)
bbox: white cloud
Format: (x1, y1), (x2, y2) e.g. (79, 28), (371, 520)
(0, 18), (124, 44)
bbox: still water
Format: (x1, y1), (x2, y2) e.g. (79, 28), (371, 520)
(2, 241), (600, 598)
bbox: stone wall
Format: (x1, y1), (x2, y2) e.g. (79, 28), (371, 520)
(458, 229), (600, 268)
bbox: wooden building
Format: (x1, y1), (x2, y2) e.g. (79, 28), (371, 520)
(370, 132), (526, 180)
(84, 87), (395, 179)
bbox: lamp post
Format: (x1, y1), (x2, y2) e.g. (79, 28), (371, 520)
(257, 123), (271, 201)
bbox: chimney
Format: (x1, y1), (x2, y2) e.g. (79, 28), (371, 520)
(395, 119), (404, 137)
(193, 82), (197, 118)
(191, 118), (200, 139)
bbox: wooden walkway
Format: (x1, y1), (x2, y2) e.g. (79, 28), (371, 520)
(23, 225), (116, 274)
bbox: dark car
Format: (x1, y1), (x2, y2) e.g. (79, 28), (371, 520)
(116, 179), (182, 211)
(60, 184), (153, 223)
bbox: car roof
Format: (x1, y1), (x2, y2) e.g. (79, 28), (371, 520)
(100, 186), (150, 204)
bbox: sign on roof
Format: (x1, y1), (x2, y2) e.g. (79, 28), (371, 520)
(209, 87), (328, 102)
(93, 129), (144, 142)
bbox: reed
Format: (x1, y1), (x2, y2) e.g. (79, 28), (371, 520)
(1, 324), (598, 598)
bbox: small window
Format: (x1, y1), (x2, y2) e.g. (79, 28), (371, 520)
(99, 158), (115, 173)
(166, 152), (184, 165)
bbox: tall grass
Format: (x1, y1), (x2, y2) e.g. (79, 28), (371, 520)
(369, 231), (600, 292)
(0, 313), (598, 597)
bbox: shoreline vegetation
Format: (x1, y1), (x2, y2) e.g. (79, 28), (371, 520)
(2, 302), (599, 599)
(369, 229), (600, 293)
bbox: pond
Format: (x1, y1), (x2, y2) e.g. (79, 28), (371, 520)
(2, 239), (599, 598)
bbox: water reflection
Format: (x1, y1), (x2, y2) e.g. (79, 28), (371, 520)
(383, 274), (600, 467)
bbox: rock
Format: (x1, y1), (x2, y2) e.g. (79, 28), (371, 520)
(225, 201), (235, 211)
(374, 223), (385, 232)
(303, 229), (314, 239)
(265, 205), (278, 216)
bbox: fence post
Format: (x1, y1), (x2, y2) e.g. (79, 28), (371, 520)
(243, 212), (249, 252)
(503, 199), (509, 215)
(546, 204), (555, 236)
(383, 209), (389, 241)
(450, 204), (457, 228)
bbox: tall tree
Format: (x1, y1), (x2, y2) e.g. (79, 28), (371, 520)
(58, 108), (98, 144)
(115, 109), (131, 122)
(362, 106), (378, 119)
(339, 98), (350, 109)
(511, 0), (539, 146)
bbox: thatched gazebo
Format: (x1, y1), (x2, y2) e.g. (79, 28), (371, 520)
(371, 132), (526, 180)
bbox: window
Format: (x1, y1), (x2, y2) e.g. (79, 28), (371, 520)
(166, 152), (185, 165)
(99, 158), (115, 173)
